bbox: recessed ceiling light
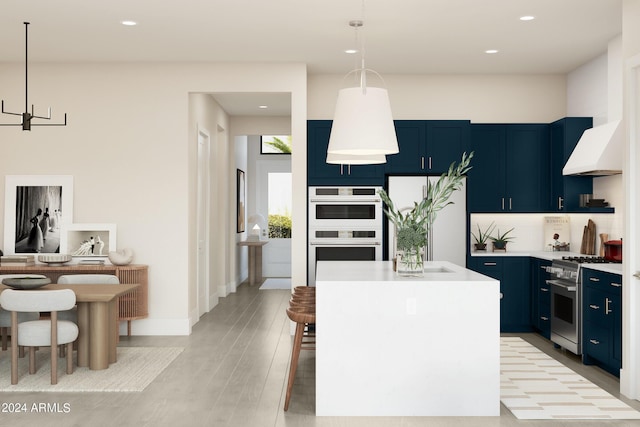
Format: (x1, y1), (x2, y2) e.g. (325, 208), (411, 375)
(485, 49), (499, 54)
(520, 16), (535, 21)
(345, 49), (358, 54)
(258, 105), (268, 109)
(121, 20), (137, 26)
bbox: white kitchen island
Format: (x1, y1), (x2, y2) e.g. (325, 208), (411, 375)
(315, 260), (500, 416)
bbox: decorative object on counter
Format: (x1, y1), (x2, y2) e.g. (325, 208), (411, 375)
(543, 216), (571, 252)
(379, 152), (473, 276)
(599, 233), (608, 257)
(490, 228), (515, 252)
(580, 219), (597, 255)
(38, 253), (72, 266)
(471, 221), (496, 251)
(579, 193), (592, 207)
(604, 239), (622, 262)
(108, 248), (134, 265)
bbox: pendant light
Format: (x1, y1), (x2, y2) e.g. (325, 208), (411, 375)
(1, 22), (67, 131)
(326, 12), (398, 163)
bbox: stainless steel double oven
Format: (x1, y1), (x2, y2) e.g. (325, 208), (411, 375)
(308, 186), (383, 285)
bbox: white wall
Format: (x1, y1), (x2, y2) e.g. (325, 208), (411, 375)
(0, 62), (307, 335)
(309, 74), (567, 122)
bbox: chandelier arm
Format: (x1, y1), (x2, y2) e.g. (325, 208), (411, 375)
(30, 113), (67, 126)
(31, 106), (53, 120)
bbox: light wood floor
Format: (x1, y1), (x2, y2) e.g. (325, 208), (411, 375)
(3, 282), (640, 427)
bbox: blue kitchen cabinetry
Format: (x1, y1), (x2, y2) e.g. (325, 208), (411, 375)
(549, 117), (613, 212)
(385, 120), (471, 174)
(468, 124), (550, 212)
(469, 256), (532, 332)
(582, 268), (622, 376)
(530, 258), (552, 339)
(307, 120), (384, 186)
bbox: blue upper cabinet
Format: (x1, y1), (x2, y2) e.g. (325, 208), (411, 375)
(468, 124), (550, 212)
(307, 120), (384, 186)
(385, 120), (470, 174)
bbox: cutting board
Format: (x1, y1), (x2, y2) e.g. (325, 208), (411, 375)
(580, 219), (597, 255)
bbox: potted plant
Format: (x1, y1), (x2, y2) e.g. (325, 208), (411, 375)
(471, 221), (496, 251)
(490, 227), (515, 251)
(378, 152), (473, 276)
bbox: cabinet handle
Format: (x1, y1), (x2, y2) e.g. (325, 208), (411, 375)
(605, 298), (612, 315)
(541, 287), (549, 292)
(541, 316), (549, 321)
(558, 197), (564, 210)
(589, 304), (600, 310)
(483, 262), (497, 266)
(340, 164), (344, 176)
(509, 198), (512, 210)
(421, 157), (425, 170)
(347, 165), (351, 175)
(611, 282), (622, 288)
(590, 339), (600, 345)
(500, 292), (503, 300)
(428, 156), (432, 170)
(589, 277), (600, 282)
(501, 198), (505, 210)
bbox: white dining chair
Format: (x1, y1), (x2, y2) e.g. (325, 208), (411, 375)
(0, 289), (79, 385)
(0, 274), (46, 351)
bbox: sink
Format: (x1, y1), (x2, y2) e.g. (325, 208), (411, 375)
(423, 266), (453, 273)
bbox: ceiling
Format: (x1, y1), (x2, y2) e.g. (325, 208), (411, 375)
(0, 0), (623, 116)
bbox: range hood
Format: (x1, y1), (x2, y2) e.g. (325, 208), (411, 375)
(563, 120), (622, 176)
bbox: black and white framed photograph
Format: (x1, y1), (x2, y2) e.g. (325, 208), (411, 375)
(237, 169), (245, 233)
(60, 223), (116, 259)
(3, 175), (73, 255)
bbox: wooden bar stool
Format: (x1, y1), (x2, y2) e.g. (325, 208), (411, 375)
(284, 305), (315, 411)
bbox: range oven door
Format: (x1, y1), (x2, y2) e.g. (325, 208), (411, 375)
(308, 229), (382, 285)
(548, 279), (581, 355)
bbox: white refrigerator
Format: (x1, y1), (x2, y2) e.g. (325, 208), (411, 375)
(386, 176), (466, 267)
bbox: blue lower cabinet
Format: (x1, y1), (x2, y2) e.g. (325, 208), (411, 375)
(581, 268), (622, 377)
(470, 256), (531, 332)
(531, 258), (551, 339)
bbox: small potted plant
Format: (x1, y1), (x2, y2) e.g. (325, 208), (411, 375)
(471, 222), (496, 251)
(490, 227), (515, 251)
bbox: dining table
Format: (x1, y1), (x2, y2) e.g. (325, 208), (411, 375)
(0, 283), (139, 370)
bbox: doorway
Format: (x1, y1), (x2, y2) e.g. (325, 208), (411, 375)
(256, 159), (292, 277)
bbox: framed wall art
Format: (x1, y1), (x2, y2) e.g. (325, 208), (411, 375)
(237, 169), (245, 233)
(60, 223), (116, 260)
(3, 175), (73, 255)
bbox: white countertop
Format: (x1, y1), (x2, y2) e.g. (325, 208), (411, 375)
(316, 260), (496, 283)
(470, 250), (623, 275)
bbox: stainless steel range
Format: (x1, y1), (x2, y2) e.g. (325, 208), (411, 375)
(546, 259), (582, 354)
(546, 256), (622, 355)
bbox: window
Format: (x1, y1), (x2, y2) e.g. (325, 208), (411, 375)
(268, 172), (292, 238)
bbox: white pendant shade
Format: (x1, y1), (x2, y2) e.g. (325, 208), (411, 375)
(326, 152), (386, 165)
(327, 86), (399, 156)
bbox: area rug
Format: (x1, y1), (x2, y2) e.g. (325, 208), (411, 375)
(0, 347), (183, 392)
(259, 278), (291, 290)
(501, 336), (640, 419)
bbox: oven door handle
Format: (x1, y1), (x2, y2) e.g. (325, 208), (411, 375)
(309, 198), (381, 203)
(546, 279), (577, 292)
(309, 241), (381, 246)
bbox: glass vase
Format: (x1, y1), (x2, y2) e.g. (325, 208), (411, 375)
(396, 246), (425, 276)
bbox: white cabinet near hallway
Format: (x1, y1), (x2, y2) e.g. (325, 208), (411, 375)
(315, 260), (500, 416)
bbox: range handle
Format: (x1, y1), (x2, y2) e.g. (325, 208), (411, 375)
(546, 279), (577, 292)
